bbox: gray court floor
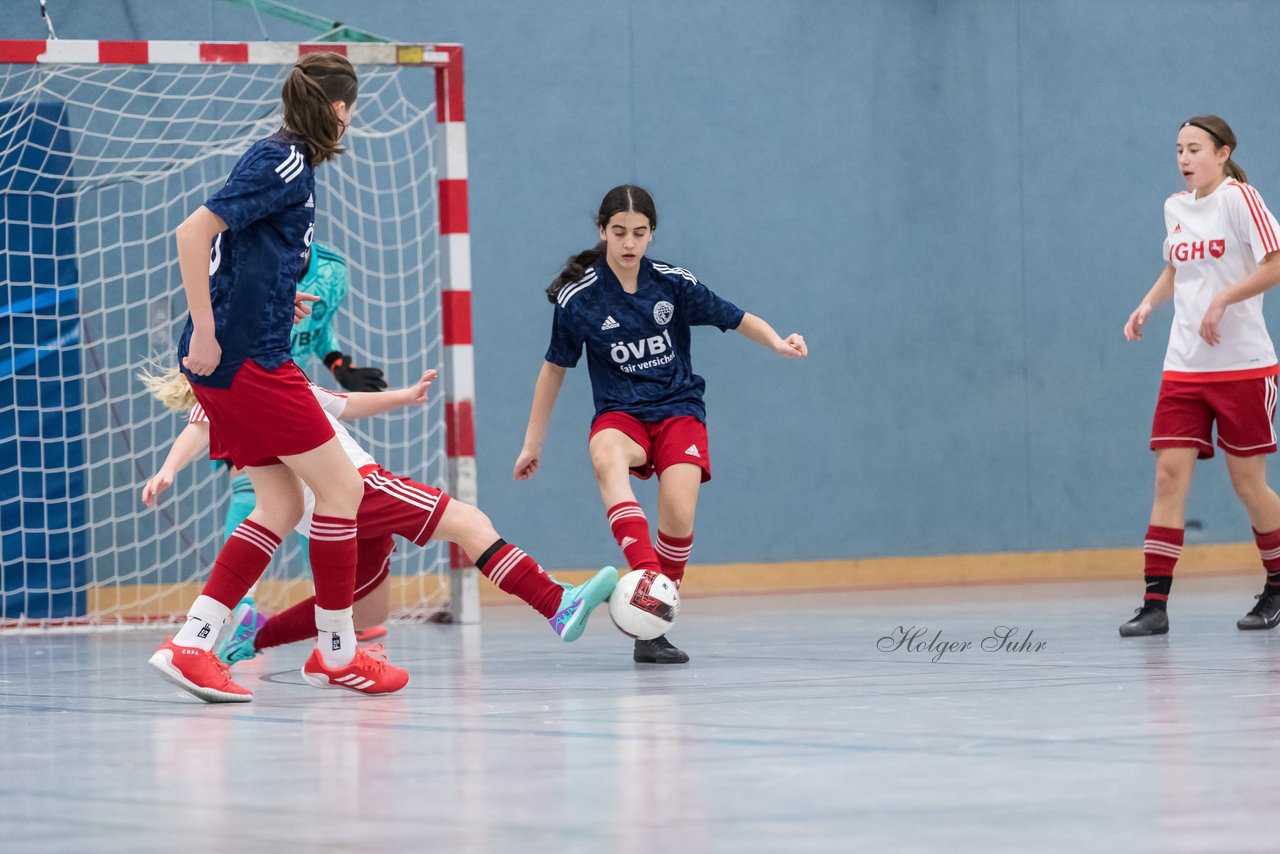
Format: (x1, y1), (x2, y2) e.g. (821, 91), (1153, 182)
(3, 574), (1280, 853)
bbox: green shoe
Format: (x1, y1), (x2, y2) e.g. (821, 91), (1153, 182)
(215, 599), (266, 664)
(549, 566), (619, 642)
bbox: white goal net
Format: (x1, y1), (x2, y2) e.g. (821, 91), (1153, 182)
(0, 42), (473, 628)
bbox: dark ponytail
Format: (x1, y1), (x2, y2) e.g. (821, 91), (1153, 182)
(1182, 114), (1247, 184)
(545, 184), (658, 303)
(545, 242), (606, 303)
(281, 52), (358, 166)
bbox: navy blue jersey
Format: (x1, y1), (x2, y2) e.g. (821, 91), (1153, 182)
(178, 132), (315, 388)
(545, 256), (745, 422)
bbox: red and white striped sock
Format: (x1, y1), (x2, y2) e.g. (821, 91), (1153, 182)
(308, 515), (358, 666)
(1143, 525), (1183, 608)
(200, 519), (282, 609)
(476, 540), (562, 619)
(256, 540), (390, 651)
(1253, 527), (1280, 594)
(308, 515), (358, 611)
(655, 530), (693, 588)
(607, 501), (660, 573)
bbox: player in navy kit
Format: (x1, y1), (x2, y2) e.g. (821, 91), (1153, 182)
(139, 366), (619, 654)
(514, 185), (808, 663)
(147, 52), (408, 702)
(1120, 115), (1280, 637)
(221, 240), (390, 643)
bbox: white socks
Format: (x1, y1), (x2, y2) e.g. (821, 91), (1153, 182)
(314, 605), (356, 668)
(173, 595), (231, 651)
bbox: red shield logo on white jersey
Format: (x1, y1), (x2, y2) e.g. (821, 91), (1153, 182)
(1209, 239), (1225, 258)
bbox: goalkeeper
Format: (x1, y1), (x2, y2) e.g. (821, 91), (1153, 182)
(224, 241), (388, 638)
(291, 241), (387, 393)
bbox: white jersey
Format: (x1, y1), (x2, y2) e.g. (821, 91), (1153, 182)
(189, 383), (376, 536)
(1162, 179), (1280, 379)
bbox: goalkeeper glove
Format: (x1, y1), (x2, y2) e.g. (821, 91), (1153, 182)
(324, 351), (388, 392)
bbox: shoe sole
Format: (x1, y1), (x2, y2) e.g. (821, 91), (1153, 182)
(633, 653), (691, 664)
(558, 567), (619, 643)
(1118, 625), (1168, 637)
(148, 649), (252, 703)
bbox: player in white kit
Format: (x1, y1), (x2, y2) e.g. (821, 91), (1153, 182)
(141, 367), (619, 658)
(1120, 115), (1280, 636)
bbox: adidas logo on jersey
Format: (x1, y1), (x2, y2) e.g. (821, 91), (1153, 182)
(685, 445), (700, 457)
(1172, 223), (1182, 233)
(601, 315), (620, 331)
(305, 193), (315, 208)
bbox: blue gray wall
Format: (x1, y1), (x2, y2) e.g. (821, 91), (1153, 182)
(14, 1), (1280, 568)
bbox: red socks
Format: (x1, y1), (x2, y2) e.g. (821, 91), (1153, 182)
(200, 520), (281, 608)
(607, 501), (660, 573)
(308, 515), (358, 611)
(256, 536), (390, 651)
(655, 530), (693, 588)
(476, 540), (562, 619)
(1254, 527), (1280, 592)
(1143, 525), (1183, 608)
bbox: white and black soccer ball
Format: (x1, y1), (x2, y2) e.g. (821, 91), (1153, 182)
(608, 569), (680, 640)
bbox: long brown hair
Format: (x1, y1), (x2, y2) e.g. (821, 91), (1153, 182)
(1182, 115), (1247, 183)
(282, 52), (358, 165)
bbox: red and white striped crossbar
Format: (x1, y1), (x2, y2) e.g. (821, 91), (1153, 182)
(1, 39), (481, 622)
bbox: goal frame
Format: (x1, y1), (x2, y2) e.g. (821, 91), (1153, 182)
(0, 39), (481, 625)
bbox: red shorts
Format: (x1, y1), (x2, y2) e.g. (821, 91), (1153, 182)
(590, 412), (712, 482)
(355, 465), (451, 547)
(192, 359), (335, 468)
(355, 536), (395, 598)
(1150, 374), (1278, 459)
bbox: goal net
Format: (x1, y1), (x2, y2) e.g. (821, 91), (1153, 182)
(0, 40), (479, 628)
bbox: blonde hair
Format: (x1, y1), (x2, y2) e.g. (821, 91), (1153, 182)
(137, 364), (197, 413)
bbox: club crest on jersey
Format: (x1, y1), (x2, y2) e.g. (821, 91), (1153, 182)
(1171, 239), (1225, 262)
(653, 300), (674, 325)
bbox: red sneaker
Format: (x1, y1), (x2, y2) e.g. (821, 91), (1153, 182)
(148, 637), (253, 703)
(300, 643), (409, 695)
(355, 624), (388, 642)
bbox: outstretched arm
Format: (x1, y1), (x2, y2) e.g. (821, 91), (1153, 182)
(141, 421), (211, 506)
(339, 370), (437, 420)
(514, 361), (567, 480)
(735, 312), (808, 358)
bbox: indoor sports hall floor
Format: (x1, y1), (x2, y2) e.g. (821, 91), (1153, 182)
(3, 574), (1278, 853)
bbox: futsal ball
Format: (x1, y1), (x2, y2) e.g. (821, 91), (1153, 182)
(608, 569), (680, 640)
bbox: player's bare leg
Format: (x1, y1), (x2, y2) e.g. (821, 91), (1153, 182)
(1120, 448), (1196, 637)
(1225, 453), (1280, 630)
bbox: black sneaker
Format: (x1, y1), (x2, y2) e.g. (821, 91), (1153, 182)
(1119, 604), (1169, 637)
(633, 635), (690, 664)
(1237, 590), (1280, 630)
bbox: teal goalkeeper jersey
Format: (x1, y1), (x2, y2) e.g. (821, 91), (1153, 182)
(291, 241), (349, 367)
